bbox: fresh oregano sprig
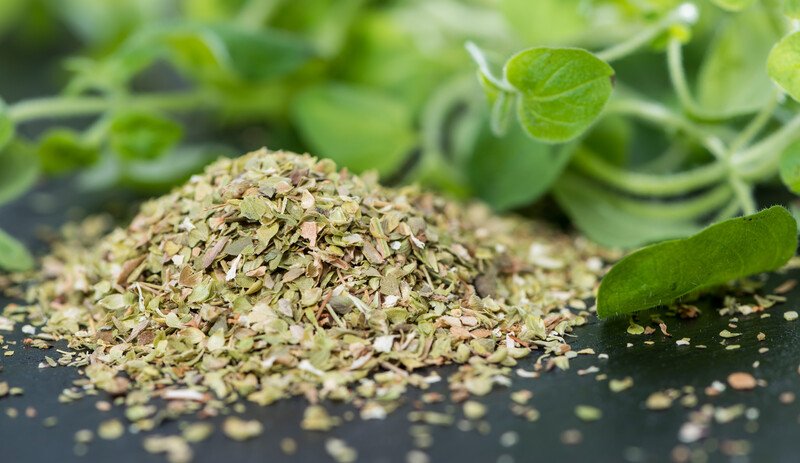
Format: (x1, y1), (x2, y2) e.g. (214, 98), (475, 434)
(467, 1), (800, 313)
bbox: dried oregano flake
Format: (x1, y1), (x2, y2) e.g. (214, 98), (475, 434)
(11, 149), (608, 442)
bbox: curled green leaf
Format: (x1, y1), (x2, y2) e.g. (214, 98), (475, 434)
(768, 31), (800, 102)
(504, 47), (614, 143)
(0, 227), (33, 272)
(597, 206), (798, 318)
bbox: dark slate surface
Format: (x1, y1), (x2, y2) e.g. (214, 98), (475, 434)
(2, 182), (800, 463)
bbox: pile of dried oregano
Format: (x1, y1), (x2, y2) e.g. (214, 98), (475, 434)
(7, 149), (610, 457)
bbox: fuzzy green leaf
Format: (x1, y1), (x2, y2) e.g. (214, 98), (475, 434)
(292, 83), (416, 176)
(597, 206), (798, 318)
(0, 227), (33, 272)
(768, 31), (800, 102)
(504, 47), (614, 143)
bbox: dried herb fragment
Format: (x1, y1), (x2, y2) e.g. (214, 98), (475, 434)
(302, 405), (339, 431)
(574, 405), (602, 421)
(609, 377), (634, 393)
(325, 438), (358, 463)
(98, 419), (125, 440)
(143, 435), (193, 463)
(463, 401), (487, 420)
(181, 423), (214, 443)
(222, 417), (263, 441)
(727, 372), (757, 391)
(645, 391), (674, 410)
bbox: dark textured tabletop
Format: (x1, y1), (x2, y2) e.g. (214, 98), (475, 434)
(2, 182), (800, 463)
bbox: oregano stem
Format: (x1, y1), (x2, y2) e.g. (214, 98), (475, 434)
(571, 148), (727, 197)
(596, 7), (688, 62)
(729, 177), (757, 215)
(9, 91), (212, 124)
(608, 183), (733, 221)
(464, 42), (516, 93)
(10, 96), (110, 122)
(411, 74), (475, 194)
(713, 198), (742, 222)
(666, 38), (728, 123)
(728, 90), (779, 156)
(595, 3), (699, 62)
(734, 111), (800, 181)
(606, 98), (726, 158)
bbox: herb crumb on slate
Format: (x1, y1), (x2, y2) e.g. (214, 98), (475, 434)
(727, 372), (757, 391)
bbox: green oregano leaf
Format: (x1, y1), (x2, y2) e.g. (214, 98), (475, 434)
(0, 227), (33, 272)
(109, 112), (183, 161)
(504, 47), (614, 143)
(119, 22), (313, 85)
(475, 70), (513, 136)
(466, 118), (575, 211)
(291, 83), (416, 176)
(768, 31), (800, 102)
(696, 10), (779, 117)
(499, 0), (587, 45)
(786, 0), (800, 19)
(196, 24), (313, 81)
(467, 41), (507, 96)
(38, 129), (100, 175)
(710, 0), (757, 11)
(596, 206), (798, 318)
(0, 97), (14, 151)
(0, 141), (38, 206)
(489, 90), (513, 136)
(779, 141), (800, 194)
(119, 144), (224, 192)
